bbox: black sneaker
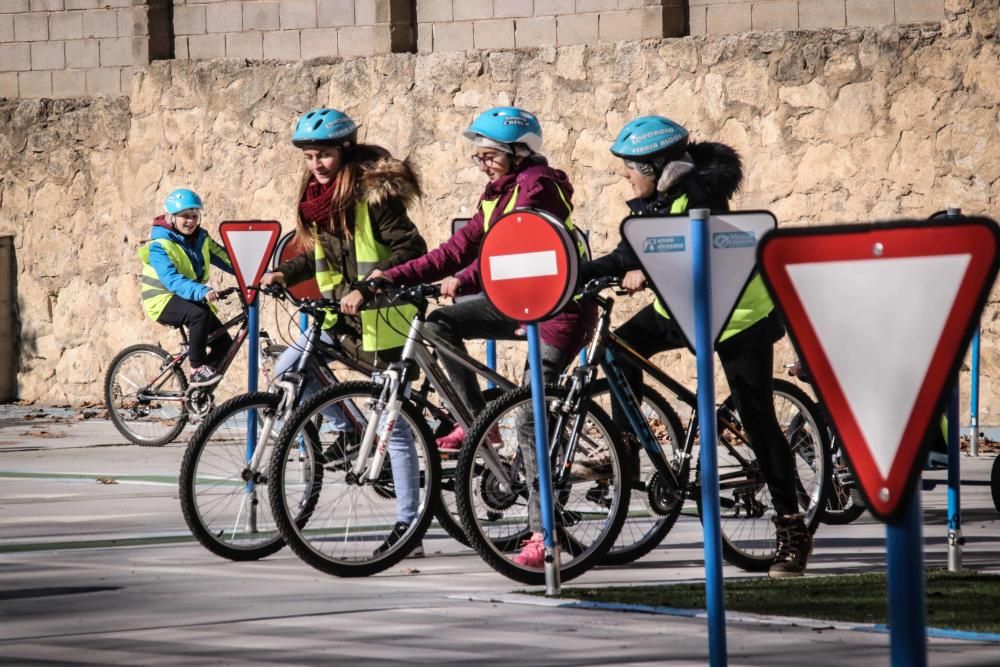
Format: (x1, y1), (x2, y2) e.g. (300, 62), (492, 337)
(373, 521), (410, 557)
(769, 513), (812, 578)
(188, 366), (222, 388)
(321, 432), (358, 466)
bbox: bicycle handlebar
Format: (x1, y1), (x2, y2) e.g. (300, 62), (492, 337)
(352, 279), (442, 305)
(576, 276), (623, 301)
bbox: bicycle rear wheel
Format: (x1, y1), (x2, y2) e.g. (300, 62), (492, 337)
(589, 380), (689, 566)
(179, 392), (318, 560)
(105, 344), (189, 446)
(268, 381), (439, 577)
(821, 441), (866, 524)
(698, 379), (829, 572)
(455, 384), (630, 585)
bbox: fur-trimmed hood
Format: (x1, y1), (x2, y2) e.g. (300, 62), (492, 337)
(358, 156), (422, 208)
(628, 140), (743, 214)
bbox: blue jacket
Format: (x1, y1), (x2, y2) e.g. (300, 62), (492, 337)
(147, 216), (233, 302)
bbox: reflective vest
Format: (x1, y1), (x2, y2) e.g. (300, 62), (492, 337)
(138, 238), (222, 321)
(651, 195), (774, 343)
(314, 201), (417, 352)
(480, 184), (589, 260)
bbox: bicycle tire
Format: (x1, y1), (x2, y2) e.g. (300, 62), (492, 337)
(455, 384), (630, 585)
(430, 387), (505, 549)
(179, 392), (321, 561)
(268, 381), (440, 577)
(105, 344), (189, 446)
(588, 379), (689, 566)
(697, 378), (830, 572)
(821, 442), (867, 525)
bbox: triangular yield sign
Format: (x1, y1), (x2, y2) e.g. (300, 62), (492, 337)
(621, 210), (776, 350)
(219, 221), (282, 304)
(758, 218), (1000, 521)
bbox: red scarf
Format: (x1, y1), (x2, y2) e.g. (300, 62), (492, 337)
(299, 178), (336, 226)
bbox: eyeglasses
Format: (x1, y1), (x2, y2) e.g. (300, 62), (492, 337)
(470, 152), (506, 167)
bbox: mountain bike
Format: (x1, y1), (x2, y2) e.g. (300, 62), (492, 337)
(266, 283), (521, 577)
(461, 277), (829, 573)
(178, 284), (373, 561)
(104, 287), (284, 446)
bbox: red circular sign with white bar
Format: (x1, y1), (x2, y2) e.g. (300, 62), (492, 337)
(479, 209), (578, 323)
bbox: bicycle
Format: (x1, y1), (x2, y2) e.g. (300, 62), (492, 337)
(104, 286), (285, 446)
(178, 284), (374, 561)
(460, 277), (830, 574)
(266, 282), (525, 576)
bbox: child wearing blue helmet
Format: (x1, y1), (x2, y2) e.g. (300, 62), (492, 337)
(139, 188), (234, 387)
(579, 116), (811, 577)
(260, 108), (428, 558)
(371, 106), (596, 568)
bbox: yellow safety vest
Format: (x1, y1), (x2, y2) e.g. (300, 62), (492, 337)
(480, 184), (589, 260)
(314, 201), (418, 352)
(138, 237), (227, 320)
(651, 195), (774, 343)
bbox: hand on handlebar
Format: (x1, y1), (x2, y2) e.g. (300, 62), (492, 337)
(440, 276), (462, 300)
(621, 270), (647, 294)
(205, 289), (220, 303)
(260, 271), (286, 287)
(339, 289), (366, 315)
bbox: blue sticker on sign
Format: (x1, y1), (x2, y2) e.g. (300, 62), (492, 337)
(712, 231), (756, 249)
(644, 236), (686, 253)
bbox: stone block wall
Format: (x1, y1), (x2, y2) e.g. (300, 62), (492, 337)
(0, 0), (137, 99)
(1, 4), (999, 414)
(415, 0), (687, 51)
(689, 0), (946, 35)
(173, 0), (415, 60)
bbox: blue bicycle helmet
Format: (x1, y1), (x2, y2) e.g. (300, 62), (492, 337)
(292, 108), (358, 147)
(164, 188), (203, 215)
(610, 116), (689, 162)
(463, 106), (543, 153)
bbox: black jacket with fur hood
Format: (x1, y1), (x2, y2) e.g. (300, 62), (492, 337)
(277, 150), (428, 296)
(580, 141), (742, 282)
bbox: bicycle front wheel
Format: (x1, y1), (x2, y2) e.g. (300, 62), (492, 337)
(268, 381), (440, 577)
(455, 384), (630, 585)
(179, 392), (306, 561)
(589, 380), (689, 566)
(105, 344), (189, 446)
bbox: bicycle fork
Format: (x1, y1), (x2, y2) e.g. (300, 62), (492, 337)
(350, 370), (404, 485)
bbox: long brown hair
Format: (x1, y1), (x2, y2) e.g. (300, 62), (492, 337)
(293, 144), (395, 250)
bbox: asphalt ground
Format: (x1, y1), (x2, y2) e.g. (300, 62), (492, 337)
(1, 405), (999, 666)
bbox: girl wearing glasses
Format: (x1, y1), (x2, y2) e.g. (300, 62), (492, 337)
(370, 106), (594, 567)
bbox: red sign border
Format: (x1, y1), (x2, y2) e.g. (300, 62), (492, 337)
(219, 220), (282, 306)
(758, 217), (1000, 522)
(478, 208), (579, 324)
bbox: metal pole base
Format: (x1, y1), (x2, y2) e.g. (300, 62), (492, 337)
(948, 529), (964, 572)
(544, 545), (562, 596)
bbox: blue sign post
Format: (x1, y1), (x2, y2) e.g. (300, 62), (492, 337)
(526, 324), (560, 594)
(691, 209), (727, 667)
(887, 492), (927, 666)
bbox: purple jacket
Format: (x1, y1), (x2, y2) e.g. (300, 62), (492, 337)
(384, 159), (595, 354)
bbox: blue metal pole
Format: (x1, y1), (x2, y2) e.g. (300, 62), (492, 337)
(947, 386), (962, 571)
(246, 293), (260, 462)
(887, 490), (927, 667)
(526, 323), (560, 595)
(971, 328), (981, 456)
(300, 312), (308, 333)
(486, 339), (497, 389)
(691, 209), (727, 667)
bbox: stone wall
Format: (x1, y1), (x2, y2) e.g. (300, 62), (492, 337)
(689, 0), (946, 35)
(173, 0), (415, 60)
(1, 1), (999, 418)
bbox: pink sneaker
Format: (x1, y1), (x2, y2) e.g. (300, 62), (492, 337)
(512, 532), (545, 568)
(435, 425), (465, 451)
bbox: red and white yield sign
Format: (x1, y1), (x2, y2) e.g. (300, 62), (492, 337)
(219, 221), (282, 304)
(479, 209), (579, 323)
(758, 218), (1000, 521)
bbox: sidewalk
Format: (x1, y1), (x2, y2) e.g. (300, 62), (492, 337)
(0, 409), (998, 665)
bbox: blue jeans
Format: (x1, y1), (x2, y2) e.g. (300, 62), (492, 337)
(273, 331), (420, 525)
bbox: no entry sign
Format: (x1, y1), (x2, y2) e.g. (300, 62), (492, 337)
(758, 218), (1000, 521)
(219, 221), (282, 305)
(479, 209), (578, 323)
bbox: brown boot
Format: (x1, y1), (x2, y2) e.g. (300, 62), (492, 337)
(769, 513), (812, 578)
